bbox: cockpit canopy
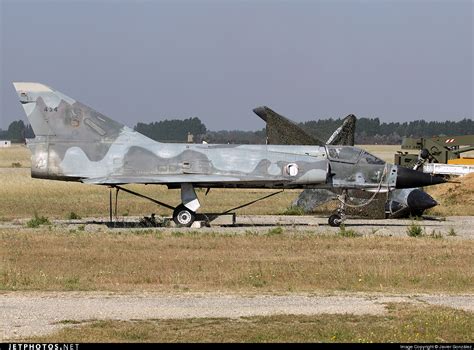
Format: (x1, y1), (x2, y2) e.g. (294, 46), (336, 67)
(325, 146), (385, 165)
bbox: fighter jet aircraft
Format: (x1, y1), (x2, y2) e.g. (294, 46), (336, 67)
(253, 106), (439, 219)
(13, 82), (445, 227)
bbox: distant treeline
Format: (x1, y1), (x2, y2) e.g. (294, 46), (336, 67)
(2, 117), (473, 145)
(304, 118), (474, 145)
(204, 118), (474, 145)
(134, 117), (207, 142)
(0, 120), (34, 142)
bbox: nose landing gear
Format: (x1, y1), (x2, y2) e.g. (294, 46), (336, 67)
(328, 189), (348, 227)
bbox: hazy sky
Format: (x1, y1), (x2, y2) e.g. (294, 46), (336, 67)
(1, 0), (472, 131)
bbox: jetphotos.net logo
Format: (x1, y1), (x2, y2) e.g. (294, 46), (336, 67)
(7, 344), (79, 350)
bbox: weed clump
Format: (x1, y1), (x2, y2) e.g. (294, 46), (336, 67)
(447, 227), (456, 236)
(429, 230), (443, 239)
(26, 213), (51, 228)
(11, 162), (21, 168)
(67, 212), (81, 220)
(266, 226), (284, 236)
(407, 222), (423, 237)
(171, 231), (185, 237)
(337, 225), (361, 237)
(281, 206), (305, 216)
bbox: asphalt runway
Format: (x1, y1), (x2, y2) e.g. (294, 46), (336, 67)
(233, 215), (474, 238)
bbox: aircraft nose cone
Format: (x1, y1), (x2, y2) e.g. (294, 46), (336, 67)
(406, 189), (438, 211)
(396, 167), (446, 189)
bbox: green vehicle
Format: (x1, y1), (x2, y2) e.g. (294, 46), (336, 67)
(395, 135), (474, 169)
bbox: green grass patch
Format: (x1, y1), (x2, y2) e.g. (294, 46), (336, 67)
(266, 226), (284, 236)
(407, 221), (424, 237)
(26, 213), (51, 228)
(171, 231), (185, 237)
(337, 224), (361, 237)
(281, 206), (305, 216)
(63, 276), (81, 290)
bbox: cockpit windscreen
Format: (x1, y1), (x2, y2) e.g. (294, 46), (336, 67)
(326, 146), (385, 165)
(326, 146), (362, 164)
(358, 151), (385, 165)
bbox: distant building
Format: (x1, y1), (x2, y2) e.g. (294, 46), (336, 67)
(187, 132), (194, 143)
(0, 140), (11, 148)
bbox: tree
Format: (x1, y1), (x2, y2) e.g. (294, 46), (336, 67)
(7, 120), (26, 142)
(24, 124), (35, 139)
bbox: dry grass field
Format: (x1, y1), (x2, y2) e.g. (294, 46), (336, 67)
(27, 303), (473, 343)
(1, 229), (472, 293)
(0, 144), (30, 168)
(360, 144), (402, 163)
(426, 173), (474, 216)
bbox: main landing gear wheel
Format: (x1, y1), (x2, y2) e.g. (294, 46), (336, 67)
(173, 204), (196, 227)
(328, 214), (343, 227)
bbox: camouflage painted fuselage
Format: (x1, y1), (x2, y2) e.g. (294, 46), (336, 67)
(16, 82), (397, 191)
(28, 133), (396, 191)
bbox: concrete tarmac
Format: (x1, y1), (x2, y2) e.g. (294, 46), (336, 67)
(0, 215), (473, 238)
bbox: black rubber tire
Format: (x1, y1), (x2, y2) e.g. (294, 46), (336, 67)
(173, 204), (196, 227)
(328, 214), (342, 227)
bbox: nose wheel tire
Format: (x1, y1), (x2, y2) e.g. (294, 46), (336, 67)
(328, 214), (343, 227)
(173, 204), (196, 227)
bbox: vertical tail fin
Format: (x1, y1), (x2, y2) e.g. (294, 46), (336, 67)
(326, 114), (356, 146)
(253, 106), (325, 146)
(13, 82), (125, 141)
(13, 82), (140, 177)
